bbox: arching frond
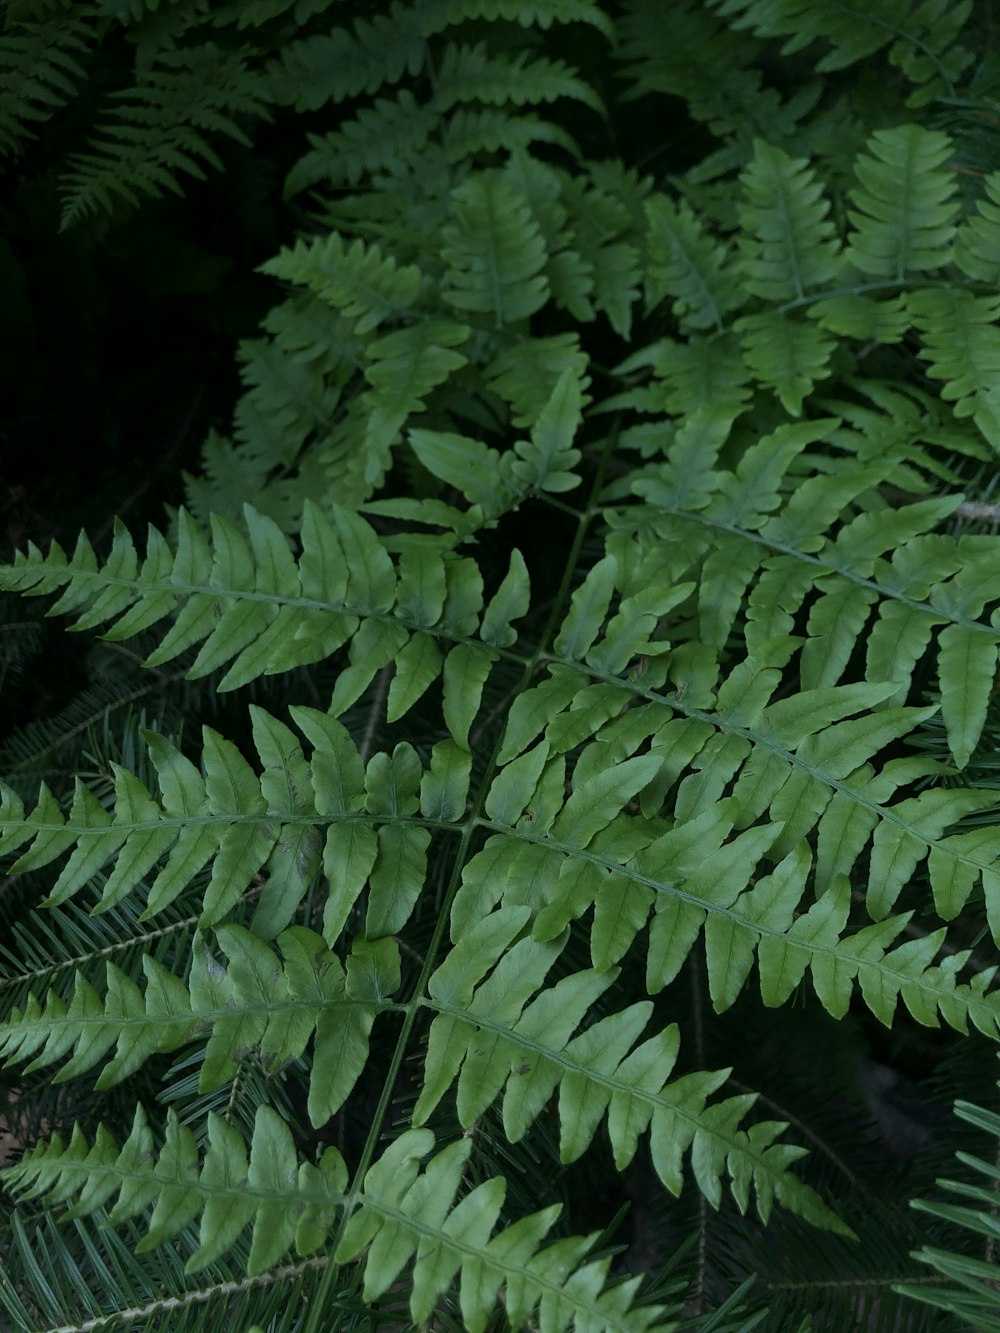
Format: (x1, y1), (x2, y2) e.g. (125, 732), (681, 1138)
(272, 3), (426, 109)
(284, 92), (439, 195)
(627, 411), (1000, 767)
(59, 45), (272, 226)
(260, 234), (423, 339)
(0, 12), (94, 157)
(2, 1113), (673, 1332)
(0, 907), (847, 1234)
(954, 170), (1000, 284)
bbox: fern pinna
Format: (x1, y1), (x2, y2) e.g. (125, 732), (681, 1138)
(2, 0), (1000, 1330)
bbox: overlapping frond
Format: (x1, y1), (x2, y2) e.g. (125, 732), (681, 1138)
(617, 0), (808, 151)
(0, 702), (466, 932)
(451, 609), (1000, 1023)
(6, 0), (1000, 1320)
(0, 500), (526, 699)
(1, 1113), (671, 1333)
(261, 235), (423, 339)
(0, 906), (846, 1233)
(272, 3), (426, 108)
(907, 288), (1000, 456)
(707, 0), (972, 104)
(625, 411), (1000, 767)
(954, 170), (1000, 284)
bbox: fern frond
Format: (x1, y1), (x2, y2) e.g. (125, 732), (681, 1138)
(0, 1207), (318, 1333)
(60, 45), (272, 227)
(707, 0), (973, 102)
(617, 0), (815, 150)
(643, 197), (741, 334)
(0, 923), (397, 1120)
(954, 170), (1000, 284)
(1, 1112), (672, 1332)
(733, 311), (835, 414)
(435, 42), (604, 114)
(272, 3), (426, 109)
(485, 333), (591, 426)
(184, 429), (294, 528)
(557, 177), (644, 338)
(895, 1087), (1000, 1328)
(0, 501), (510, 694)
(736, 139), (842, 302)
(441, 176), (550, 325)
(908, 288), (1000, 455)
(440, 105), (580, 160)
(627, 411), (1000, 767)
(0, 907), (847, 1236)
(465, 656), (1000, 1030)
(0, 12), (94, 157)
(612, 338), (752, 419)
(418, 0), (615, 39)
(413, 908), (848, 1233)
(285, 92), (438, 194)
(230, 335), (345, 473)
(354, 321), (472, 496)
(0, 698), (460, 930)
(260, 233), (423, 338)
(0, 892), (199, 1012)
(845, 124), (959, 279)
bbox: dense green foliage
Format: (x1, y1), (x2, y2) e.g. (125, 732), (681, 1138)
(3, 1), (1000, 1329)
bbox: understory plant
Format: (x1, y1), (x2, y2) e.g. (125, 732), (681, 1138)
(4, 1), (1000, 1329)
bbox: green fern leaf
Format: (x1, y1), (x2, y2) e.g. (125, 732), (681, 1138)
(413, 907), (848, 1232)
(1, 1112), (672, 1330)
(285, 90), (438, 194)
(435, 41), (604, 113)
(486, 334), (591, 427)
(845, 125), (959, 279)
(808, 293), (910, 343)
(441, 175), (550, 325)
(734, 312), (835, 414)
(643, 195), (742, 333)
(614, 337), (752, 419)
(954, 170), (1000, 283)
(260, 233), (422, 337)
(0, 501), (526, 706)
(898, 1089), (1000, 1326)
(360, 321), (470, 489)
(907, 288), (1000, 455)
(273, 3), (425, 108)
(736, 139), (842, 301)
(631, 419), (1000, 766)
(418, 0), (615, 39)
